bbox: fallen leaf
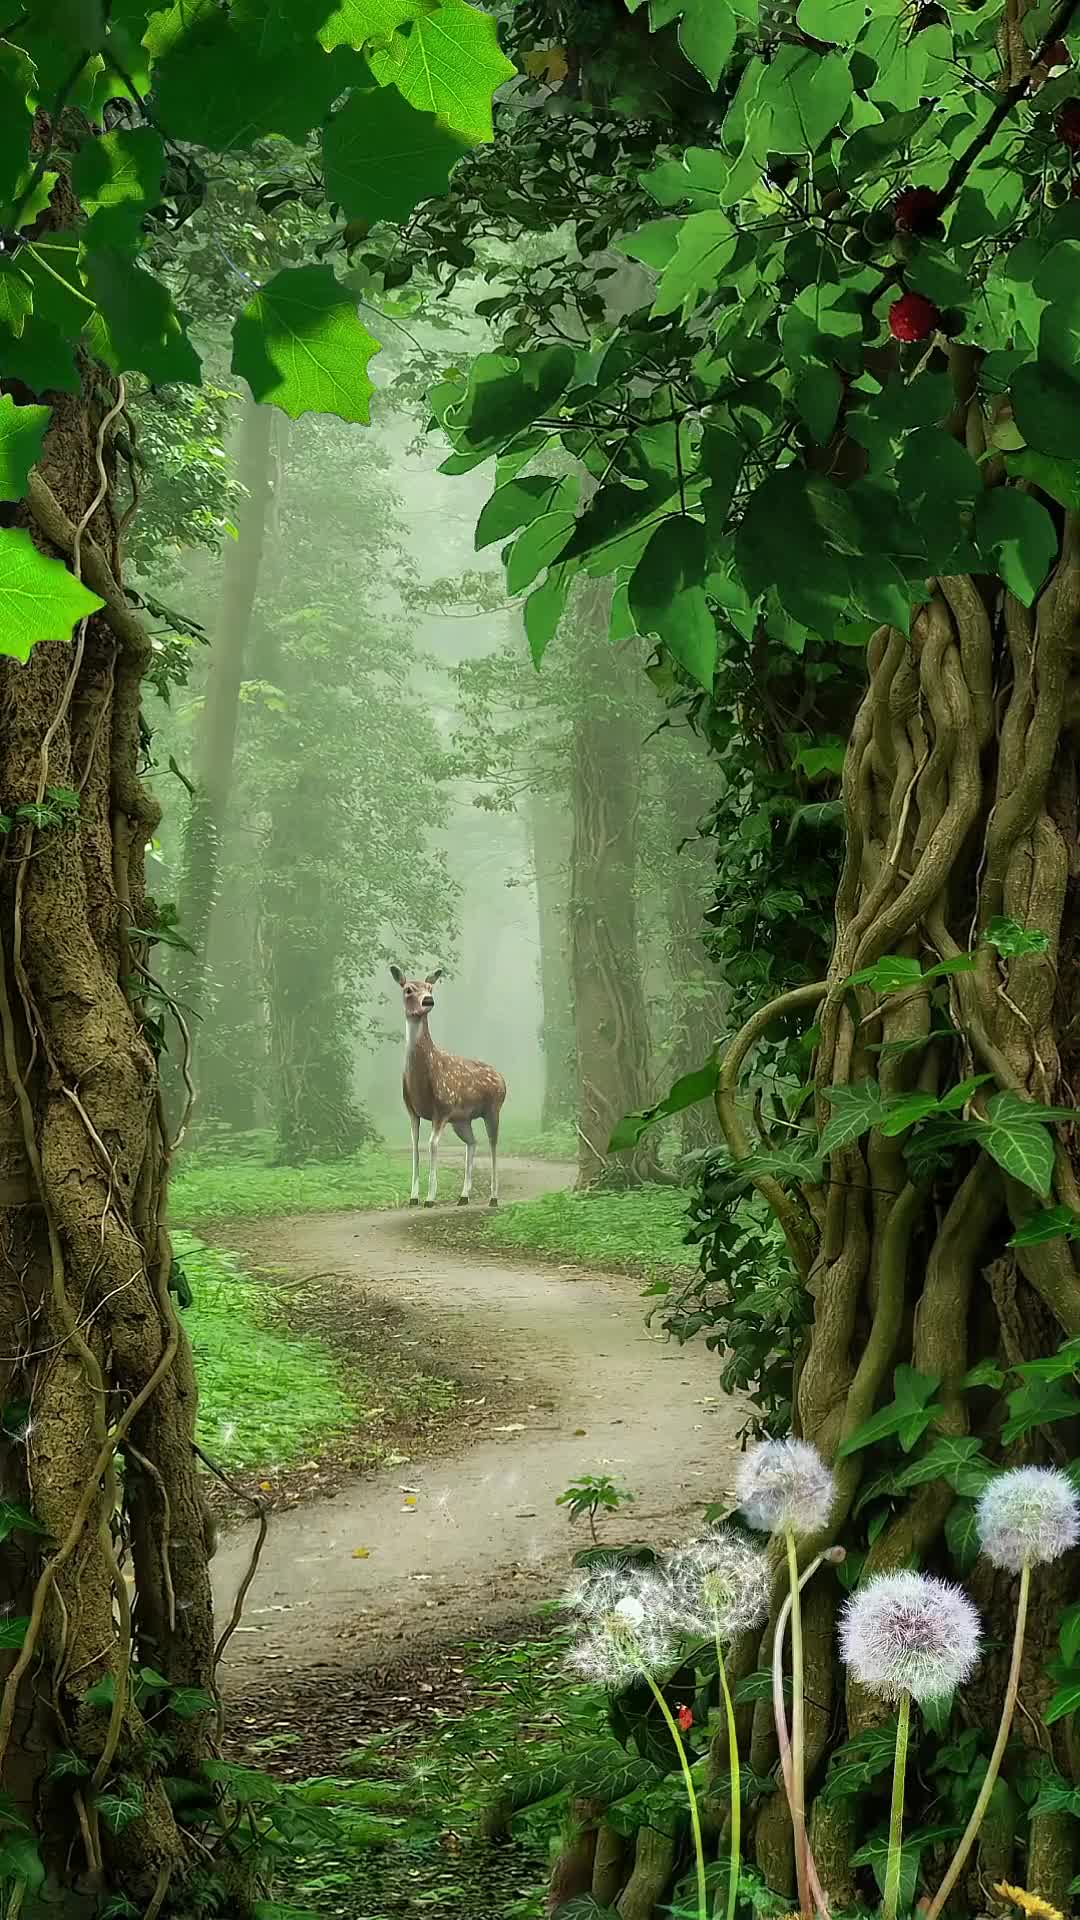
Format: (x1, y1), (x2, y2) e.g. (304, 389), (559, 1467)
(574, 1428), (587, 1436)
(352, 1547), (371, 1559)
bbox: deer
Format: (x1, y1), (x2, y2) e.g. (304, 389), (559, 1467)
(390, 965), (507, 1209)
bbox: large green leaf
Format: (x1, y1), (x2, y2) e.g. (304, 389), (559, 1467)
(505, 510), (576, 594)
(442, 348), (575, 458)
(0, 261), (33, 340)
(819, 1078), (887, 1156)
(317, 0), (427, 49)
(651, 211), (737, 318)
(755, 43), (850, 155)
(475, 476), (559, 551)
(629, 517), (716, 689)
(974, 488), (1057, 606)
(1012, 359), (1080, 460)
(368, 2), (516, 142)
(153, 14), (355, 151)
(0, 530), (104, 662)
(83, 248), (201, 386)
(322, 84), (468, 227)
(523, 562), (572, 670)
(231, 266), (380, 424)
(0, 394), (50, 503)
(0, 321), (79, 396)
(976, 1089), (1061, 1197)
(610, 1061), (719, 1152)
(648, 0), (736, 87)
(72, 128), (165, 244)
(0, 40), (36, 209)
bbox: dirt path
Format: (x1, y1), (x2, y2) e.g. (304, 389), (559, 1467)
(212, 1157), (744, 1685)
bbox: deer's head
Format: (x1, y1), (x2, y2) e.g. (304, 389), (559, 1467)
(390, 965), (444, 1020)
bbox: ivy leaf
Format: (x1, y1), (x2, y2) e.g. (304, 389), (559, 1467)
(0, 394), (49, 502)
(1060, 1604), (1080, 1669)
(83, 249), (202, 386)
(879, 1092), (940, 1138)
(1044, 1671), (1080, 1726)
(961, 1358), (1006, 1390)
(839, 1366), (942, 1459)
(820, 1722), (898, 1803)
(1008, 1205), (1079, 1248)
(973, 490), (1057, 606)
(322, 85), (468, 229)
(984, 915), (1050, 958)
(610, 1061), (719, 1152)
(153, 14), (355, 152)
(1013, 1336), (1080, 1384)
(944, 1501), (981, 1574)
(232, 266), (380, 424)
(368, 3), (516, 143)
(0, 261), (33, 340)
(0, 1615), (28, 1649)
(1001, 1377), (1080, 1447)
(847, 955), (923, 993)
(819, 1079), (887, 1156)
(0, 1836), (44, 1894)
(0, 529), (104, 664)
(892, 1437), (995, 1499)
(629, 517), (717, 689)
(71, 128), (165, 244)
(976, 1089), (1061, 1197)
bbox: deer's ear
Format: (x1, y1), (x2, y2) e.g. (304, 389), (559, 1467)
(429, 966), (445, 984)
(390, 964), (404, 985)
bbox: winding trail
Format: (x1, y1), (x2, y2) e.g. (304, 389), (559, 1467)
(212, 1157), (744, 1681)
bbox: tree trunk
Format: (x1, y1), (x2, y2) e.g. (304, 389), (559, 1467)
(529, 789), (575, 1133)
(0, 377), (217, 1906)
(569, 585), (657, 1187)
(660, 739), (727, 1158)
(166, 390), (273, 1129)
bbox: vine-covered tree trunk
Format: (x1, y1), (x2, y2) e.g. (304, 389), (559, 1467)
(569, 586), (657, 1187)
(0, 378), (217, 1904)
(661, 743), (727, 1158)
(167, 390), (273, 1128)
(529, 790), (576, 1132)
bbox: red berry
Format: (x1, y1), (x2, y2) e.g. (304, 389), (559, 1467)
(677, 1704), (694, 1732)
(892, 185), (940, 233)
(888, 291), (940, 343)
(1057, 98), (1080, 148)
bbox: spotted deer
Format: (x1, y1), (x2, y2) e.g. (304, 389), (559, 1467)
(390, 966), (507, 1208)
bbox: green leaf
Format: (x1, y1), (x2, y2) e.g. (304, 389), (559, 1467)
(629, 517), (716, 689)
(1006, 449), (1080, 510)
(610, 1062), (718, 1152)
(1001, 1377), (1080, 1447)
(839, 1365), (943, 1458)
(976, 1089), (1059, 1197)
(668, 0), (736, 88)
(322, 85), (468, 228)
(232, 267), (380, 425)
(794, 365), (843, 445)
(0, 321), (79, 396)
(944, 1501), (981, 1574)
(475, 477), (557, 550)
(72, 129), (165, 243)
(440, 347), (575, 458)
(167, 1686), (216, 1720)
(0, 41), (36, 207)
(0, 529), (104, 663)
(820, 1722), (899, 1803)
(83, 250), (201, 386)
(819, 1078), (886, 1156)
(984, 914), (1050, 958)
(757, 44), (851, 154)
(879, 1092), (942, 1138)
(368, 3), (516, 142)
(961, 1358), (1006, 1389)
(317, 0), (428, 50)
(1044, 1674), (1080, 1726)
(796, 0), (869, 35)
(524, 563), (572, 670)
(1060, 1604), (1080, 1669)
(0, 395), (50, 503)
(1014, 1336), (1080, 1383)
(651, 211), (737, 318)
(847, 954), (923, 993)
(0, 1835), (44, 1893)
(1009, 1205), (1080, 1247)
(1012, 359), (1080, 461)
(892, 1437), (995, 1499)
(840, 106), (931, 182)
(505, 511), (576, 595)
(153, 15), (356, 152)
(0, 261), (33, 340)
(0, 1616), (28, 1649)
(973, 489), (1057, 606)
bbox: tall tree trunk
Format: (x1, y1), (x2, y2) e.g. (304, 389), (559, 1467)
(166, 391), (273, 1129)
(661, 741), (727, 1158)
(529, 789), (575, 1132)
(569, 587), (656, 1187)
(0, 380), (217, 1902)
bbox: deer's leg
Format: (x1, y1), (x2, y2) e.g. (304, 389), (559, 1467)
(408, 1109), (421, 1205)
(425, 1123), (440, 1206)
(453, 1119), (476, 1205)
(483, 1107), (500, 1208)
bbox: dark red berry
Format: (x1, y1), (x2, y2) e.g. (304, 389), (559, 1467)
(892, 186), (941, 234)
(889, 291), (940, 343)
(677, 1704), (694, 1732)
(1057, 98), (1080, 148)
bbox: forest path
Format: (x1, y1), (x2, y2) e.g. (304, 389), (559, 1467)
(212, 1156), (743, 1683)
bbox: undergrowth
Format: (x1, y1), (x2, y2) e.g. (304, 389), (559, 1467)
(171, 1142), (414, 1224)
(475, 1185), (698, 1282)
(180, 1232), (357, 1471)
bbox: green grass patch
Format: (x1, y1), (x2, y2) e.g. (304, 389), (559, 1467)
(497, 1117), (577, 1161)
(475, 1184), (697, 1281)
(180, 1232), (357, 1471)
(171, 1145), (413, 1226)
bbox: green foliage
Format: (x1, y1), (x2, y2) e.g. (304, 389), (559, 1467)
(0, 529), (103, 662)
(556, 1474), (635, 1531)
(0, 393), (49, 501)
(470, 1185), (697, 1283)
(231, 266), (380, 423)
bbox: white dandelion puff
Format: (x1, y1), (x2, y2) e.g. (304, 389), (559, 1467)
(976, 1467), (1080, 1574)
(735, 1438), (836, 1538)
(663, 1528), (771, 1641)
(840, 1571), (981, 1704)
(565, 1563), (676, 1687)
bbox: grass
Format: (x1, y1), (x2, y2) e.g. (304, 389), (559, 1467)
(474, 1183), (698, 1282)
(171, 1143), (413, 1226)
(180, 1232), (357, 1472)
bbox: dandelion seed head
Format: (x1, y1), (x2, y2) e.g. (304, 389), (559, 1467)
(564, 1562), (676, 1687)
(976, 1467), (1080, 1573)
(664, 1528), (771, 1641)
(840, 1571), (981, 1704)
(735, 1438), (836, 1538)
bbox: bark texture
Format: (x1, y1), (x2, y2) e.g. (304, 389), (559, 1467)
(529, 789), (576, 1132)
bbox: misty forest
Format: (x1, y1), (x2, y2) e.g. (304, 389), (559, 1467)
(7, 4), (1080, 1920)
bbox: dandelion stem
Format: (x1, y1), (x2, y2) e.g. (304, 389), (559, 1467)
(925, 1562), (1030, 1920)
(773, 1555), (832, 1917)
(642, 1669), (708, 1920)
(785, 1529), (812, 1920)
(714, 1632), (740, 1920)
(883, 1691), (912, 1920)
